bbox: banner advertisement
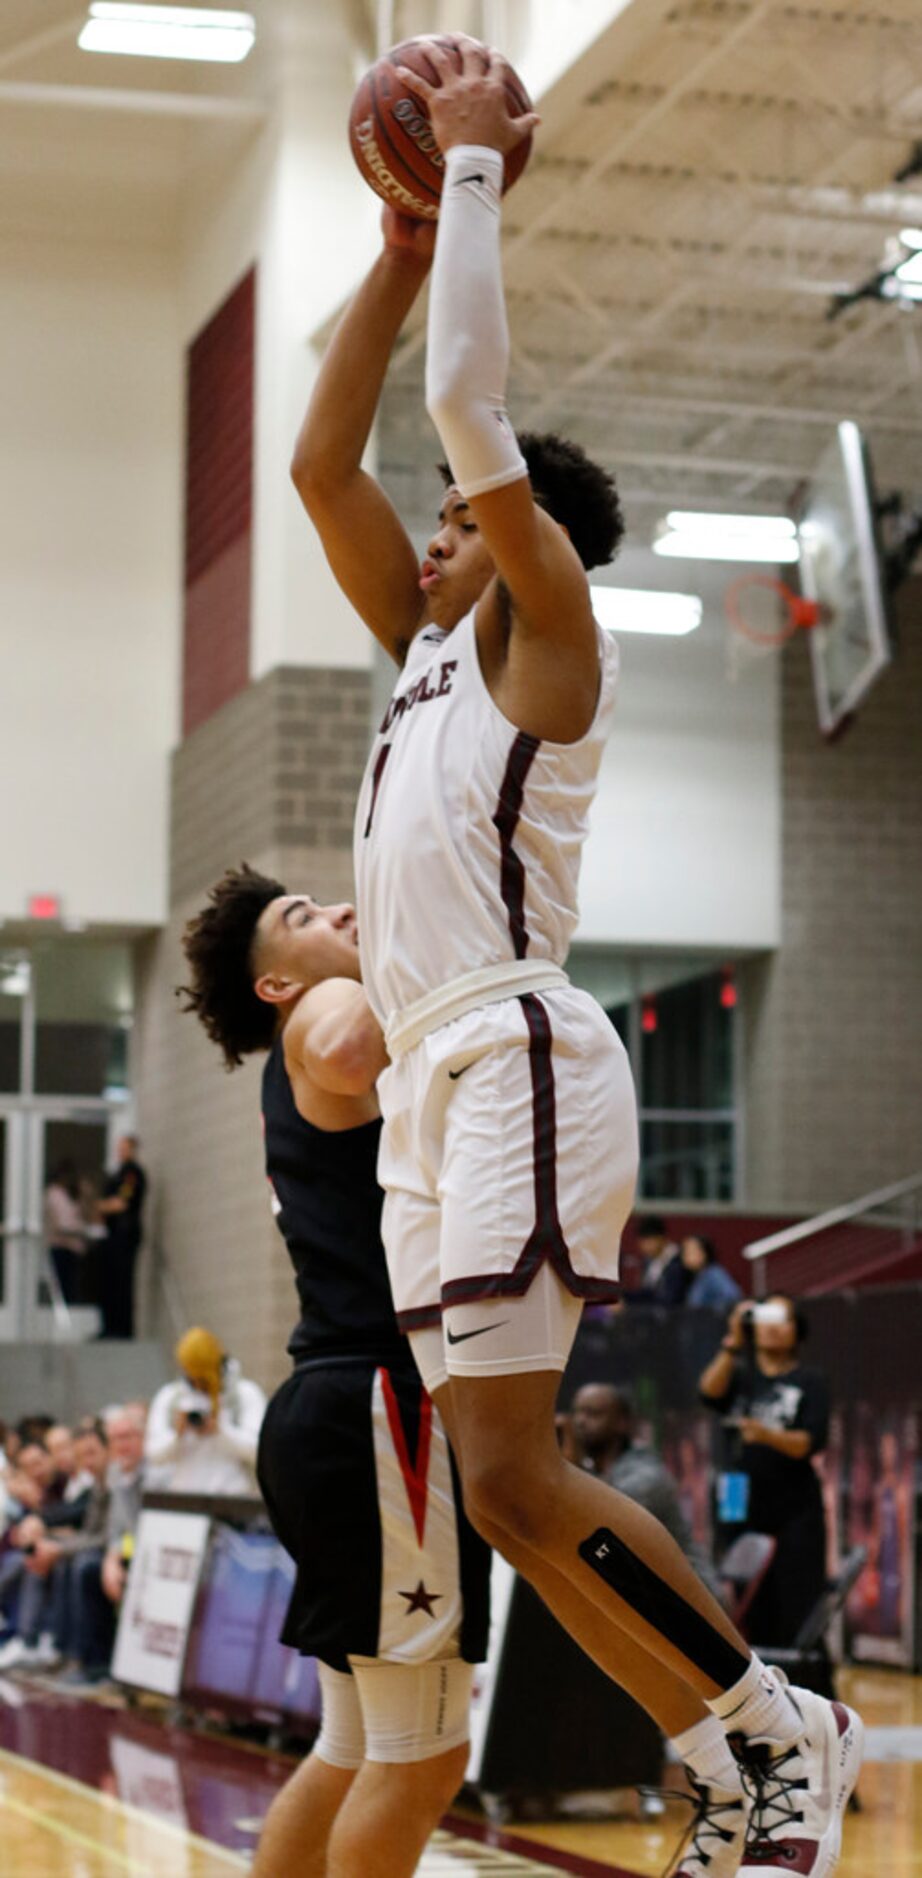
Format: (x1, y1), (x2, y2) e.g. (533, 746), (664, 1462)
(112, 1509), (210, 1696)
(845, 1405), (918, 1669)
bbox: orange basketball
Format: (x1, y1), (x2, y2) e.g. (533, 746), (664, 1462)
(348, 34), (533, 222)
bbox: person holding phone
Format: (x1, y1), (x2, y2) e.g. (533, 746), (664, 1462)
(699, 1295), (830, 1648)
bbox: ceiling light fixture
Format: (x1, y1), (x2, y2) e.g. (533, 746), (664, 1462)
(653, 512), (800, 565)
(79, 3), (256, 63)
(590, 587), (703, 636)
(899, 228), (922, 251)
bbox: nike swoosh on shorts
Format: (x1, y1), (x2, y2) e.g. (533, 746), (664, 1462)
(446, 1321), (510, 1346)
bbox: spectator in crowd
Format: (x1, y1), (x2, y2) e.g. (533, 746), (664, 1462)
(624, 1213), (686, 1306)
(15, 1413), (55, 1448)
(0, 1417), (111, 1670)
(680, 1234), (743, 1311)
(95, 1134), (147, 1339)
(42, 1161), (90, 1306)
(564, 1384), (722, 1600)
(35, 1425), (94, 1524)
(699, 1295), (829, 1647)
(145, 1327), (265, 1496)
(57, 1406), (148, 1686)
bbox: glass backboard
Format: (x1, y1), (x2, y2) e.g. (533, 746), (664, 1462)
(797, 421), (893, 737)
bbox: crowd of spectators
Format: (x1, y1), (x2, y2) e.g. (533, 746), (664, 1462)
(623, 1214), (743, 1311)
(0, 1406), (146, 1682)
(0, 1326), (266, 1688)
(0, 1289), (829, 1695)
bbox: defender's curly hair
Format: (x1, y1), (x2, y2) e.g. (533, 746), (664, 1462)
(179, 864), (287, 1070)
(438, 430), (624, 571)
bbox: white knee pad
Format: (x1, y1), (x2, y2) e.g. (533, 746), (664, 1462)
(347, 1655), (473, 1764)
(314, 1663), (365, 1770)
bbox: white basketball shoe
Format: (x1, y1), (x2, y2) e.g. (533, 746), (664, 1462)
(669, 1776), (750, 1878)
(737, 1686), (864, 1876)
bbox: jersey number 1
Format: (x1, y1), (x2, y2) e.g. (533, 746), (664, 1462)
(363, 743), (391, 838)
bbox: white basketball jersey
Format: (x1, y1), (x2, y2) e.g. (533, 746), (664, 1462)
(354, 609), (619, 1023)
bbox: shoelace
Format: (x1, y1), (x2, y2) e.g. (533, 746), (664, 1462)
(738, 1742), (809, 1849)
(663, 1779), (745, 1876)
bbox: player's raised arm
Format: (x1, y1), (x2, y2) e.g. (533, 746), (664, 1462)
(406, 46), (593, 656)
(291, 213), (434, 664)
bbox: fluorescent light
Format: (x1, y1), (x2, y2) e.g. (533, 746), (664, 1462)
(79, 4), (255, 62)
(653, 512), (800, 565)
(663, 512), (797, 538)
(591, 587), (702, 636)
(899, 227), (922, 250)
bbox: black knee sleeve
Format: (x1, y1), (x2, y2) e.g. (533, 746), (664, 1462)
(579, 1527), (748, 1688)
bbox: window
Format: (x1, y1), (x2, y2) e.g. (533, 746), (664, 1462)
(569, 950), (740, 1203)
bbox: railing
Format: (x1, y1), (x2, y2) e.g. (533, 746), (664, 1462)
(0, 1222), (76, 1339)
(743, 1172), (922, 1298)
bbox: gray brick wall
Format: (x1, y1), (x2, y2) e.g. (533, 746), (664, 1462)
(136, 665), (373, 1391)
(742, 576), (922, 1211)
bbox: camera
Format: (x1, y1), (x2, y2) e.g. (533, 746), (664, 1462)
(742, 1301), (789, 1328)
(185, 1410), (206, 1428)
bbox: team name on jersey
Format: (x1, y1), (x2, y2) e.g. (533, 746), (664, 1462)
(378, 660), (457, 735)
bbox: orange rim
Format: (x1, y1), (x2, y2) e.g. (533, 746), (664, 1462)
(725, 575), (823, 646)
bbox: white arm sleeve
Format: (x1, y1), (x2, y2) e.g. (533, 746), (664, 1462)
(425, 144), (528, 499)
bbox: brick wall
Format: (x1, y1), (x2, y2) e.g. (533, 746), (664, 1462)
(135, 665), (373, 1390)
(742, 576), (922, 1211)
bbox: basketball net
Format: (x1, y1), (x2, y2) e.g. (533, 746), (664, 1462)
(724, 575), (826, 684)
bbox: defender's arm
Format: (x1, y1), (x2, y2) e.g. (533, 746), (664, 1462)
(283, 978), (387, 1100)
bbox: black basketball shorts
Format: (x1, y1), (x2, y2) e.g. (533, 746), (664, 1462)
(256, 1355), (490, 1673)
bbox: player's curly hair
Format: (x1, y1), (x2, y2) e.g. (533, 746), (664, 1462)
(178, 864), (287, 1071)
(438, 430), (624, 571)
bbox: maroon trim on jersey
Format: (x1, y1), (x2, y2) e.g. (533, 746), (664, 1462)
(396, 1302), (444, 1332)
(492, 730), (540, 959)
(441, 994), (621, 1310)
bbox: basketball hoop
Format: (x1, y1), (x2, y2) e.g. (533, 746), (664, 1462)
(725, 575), (829, 648)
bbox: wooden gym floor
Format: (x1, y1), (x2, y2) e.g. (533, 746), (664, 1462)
(0, 1665), (919, 1875)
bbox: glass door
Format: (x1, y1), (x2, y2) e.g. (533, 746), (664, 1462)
(0, 1102), (129, 1340)
(0, 1108), (29, 1338)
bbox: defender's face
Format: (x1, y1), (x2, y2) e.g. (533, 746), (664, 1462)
(420, 489), (495, 630)
(257, 894), (361, 992)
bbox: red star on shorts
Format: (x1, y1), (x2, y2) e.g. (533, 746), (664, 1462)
(398, 1580), (442, 1617)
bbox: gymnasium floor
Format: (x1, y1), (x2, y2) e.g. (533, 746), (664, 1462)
(0, 1666), (919, 1875)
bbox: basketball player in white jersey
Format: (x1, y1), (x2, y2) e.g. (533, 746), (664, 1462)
(292, 41), (862, 1877)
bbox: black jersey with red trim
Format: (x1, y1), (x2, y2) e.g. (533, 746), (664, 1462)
(261, 1039), (409, 1366)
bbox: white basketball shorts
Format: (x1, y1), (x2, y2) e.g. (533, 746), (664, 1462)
(376, 986), (638, 1383)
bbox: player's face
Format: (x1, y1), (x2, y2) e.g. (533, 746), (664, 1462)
(259, 894), (362, 990)
(420, 489), (495, 629)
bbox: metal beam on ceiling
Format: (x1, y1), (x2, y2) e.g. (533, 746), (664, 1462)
(0, 81), (268, 120)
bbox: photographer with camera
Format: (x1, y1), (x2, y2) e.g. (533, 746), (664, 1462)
(145, 1327), (266, 1497)
(699, 1295), (829, 1648)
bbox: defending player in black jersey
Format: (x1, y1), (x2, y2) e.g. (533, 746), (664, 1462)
(181, 866), (490, 1878)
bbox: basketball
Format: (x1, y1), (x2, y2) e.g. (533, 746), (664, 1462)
(348, 35), (533, 222)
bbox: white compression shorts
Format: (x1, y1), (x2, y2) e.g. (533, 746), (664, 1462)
(409, 1260), (584, 1397)
(314, 1658), (474, 1767)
